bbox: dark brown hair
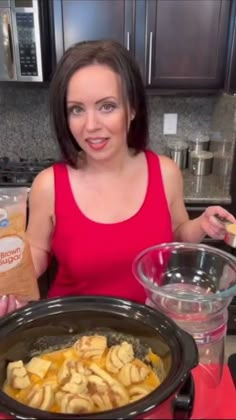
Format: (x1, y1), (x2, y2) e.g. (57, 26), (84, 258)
(50, 39), (149, 167)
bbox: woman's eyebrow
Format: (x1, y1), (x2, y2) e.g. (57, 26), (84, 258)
(67, 96), (117, 105)
(95, 96), (117, 104)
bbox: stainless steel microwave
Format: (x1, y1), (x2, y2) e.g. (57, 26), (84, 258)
(0, 0), (52, 82)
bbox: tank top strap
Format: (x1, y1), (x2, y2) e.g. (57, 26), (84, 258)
(144, 150), (168, 204)
(53, 163), (74, 215)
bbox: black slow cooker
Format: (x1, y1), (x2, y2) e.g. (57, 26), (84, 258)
(0, 296), (198, 419)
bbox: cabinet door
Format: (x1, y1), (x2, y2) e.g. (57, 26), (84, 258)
(145, 0), (230, 89)
(60, 0), (134, 57)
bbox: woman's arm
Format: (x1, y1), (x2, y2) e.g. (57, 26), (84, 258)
(159, 155), (236, 242)
(26, 167), (55, 278)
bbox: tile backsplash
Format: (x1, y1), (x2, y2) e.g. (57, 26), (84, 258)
(0, 84), (235, 160)
(148, 95), (216, 154)
(0, 84), (59, 160)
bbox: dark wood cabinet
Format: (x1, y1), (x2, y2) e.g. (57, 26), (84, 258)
(52, 0), (231, 92)
(53, 0), (135, 63)
(143, 0), (231, 90)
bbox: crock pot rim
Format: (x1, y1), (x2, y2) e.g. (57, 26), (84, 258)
(0, 296), (198, 419)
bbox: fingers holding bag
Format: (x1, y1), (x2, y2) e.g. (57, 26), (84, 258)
(0, 295), (27, 317)
(0, 295), (8, 317)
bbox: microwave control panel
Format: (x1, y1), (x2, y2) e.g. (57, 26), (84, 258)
(16, 13), (38, 77)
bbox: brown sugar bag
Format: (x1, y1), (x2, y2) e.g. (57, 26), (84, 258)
(0, 188), (39, 301)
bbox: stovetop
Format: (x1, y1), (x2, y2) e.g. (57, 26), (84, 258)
(0, 157), (55, 187)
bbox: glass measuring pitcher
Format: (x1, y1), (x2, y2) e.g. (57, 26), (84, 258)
(133, 242), (236, 418)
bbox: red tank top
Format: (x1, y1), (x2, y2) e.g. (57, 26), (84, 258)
(49, 150), (173, 303)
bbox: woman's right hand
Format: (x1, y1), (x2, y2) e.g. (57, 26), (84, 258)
(0, 295), (26, 317)
(199, 206), (236, 239)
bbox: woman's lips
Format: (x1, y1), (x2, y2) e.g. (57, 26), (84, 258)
(86, 138), (109, 151)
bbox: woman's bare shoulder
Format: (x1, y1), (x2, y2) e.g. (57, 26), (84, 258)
(27, 166), (55, 254)
(157, 154), (184, 205)
(29, 166), (55, 203)
(158, 154), (182, 178)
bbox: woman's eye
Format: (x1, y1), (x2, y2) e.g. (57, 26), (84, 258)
(68, 106), (83, 115)
(101, 103), (116, 112)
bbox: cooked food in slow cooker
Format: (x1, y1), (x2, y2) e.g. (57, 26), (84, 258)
(2, 335), (163, 414)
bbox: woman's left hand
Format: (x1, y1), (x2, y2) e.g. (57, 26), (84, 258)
(199, 206), (236, 239)
(0, 295), (27, 317)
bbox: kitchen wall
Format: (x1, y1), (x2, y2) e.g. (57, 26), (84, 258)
(149, 95), (215, 154)
(0, 84), (235, 160)
(150, 94), (236, 153)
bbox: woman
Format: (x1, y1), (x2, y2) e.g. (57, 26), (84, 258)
(26, 39), (235, 303)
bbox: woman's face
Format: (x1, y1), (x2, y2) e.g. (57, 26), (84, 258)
(66, 64), (134, 162)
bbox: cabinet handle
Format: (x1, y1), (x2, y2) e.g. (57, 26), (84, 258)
(227, 28), (235, 91)
(226, 0), (236, 92)
(126, 31), (130, 51)
(148, 32), (153, 85)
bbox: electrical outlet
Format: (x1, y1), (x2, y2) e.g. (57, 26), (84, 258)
(163, 113), (178, 135)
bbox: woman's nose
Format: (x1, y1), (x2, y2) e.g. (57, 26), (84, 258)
(85, 110), (100, 131)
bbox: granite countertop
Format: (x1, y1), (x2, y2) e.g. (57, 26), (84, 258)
(183, 169), (232, 204)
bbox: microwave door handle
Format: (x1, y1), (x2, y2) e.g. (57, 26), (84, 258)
(2, 12), (14, 80)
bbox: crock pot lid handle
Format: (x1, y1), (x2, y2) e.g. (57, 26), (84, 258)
(172, 374), (195, 419)
(178, 329), (198, 371)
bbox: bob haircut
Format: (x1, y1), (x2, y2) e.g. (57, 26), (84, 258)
(50, 39), (149, 167)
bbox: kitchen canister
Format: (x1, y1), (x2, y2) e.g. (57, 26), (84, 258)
(189, 151), (213, 176)
(188, 132), (210, 169)
(212, 153), (233, 177)
(188, 132), (210, 153)
(209, 131), (234, 154)
(166, 140), (188, 170)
